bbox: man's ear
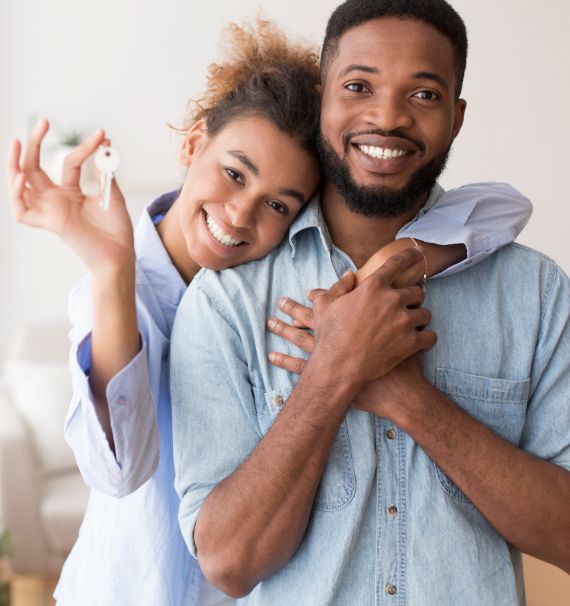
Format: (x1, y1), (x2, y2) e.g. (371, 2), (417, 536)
(452, 99), (467, 140)
(179, 119), (208, 166)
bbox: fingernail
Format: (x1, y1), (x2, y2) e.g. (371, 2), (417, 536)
(267, 316), (278, 330)
(268, 352), (276, 362)
(342, 270), (352, 278)
(278, 297), (287, 308)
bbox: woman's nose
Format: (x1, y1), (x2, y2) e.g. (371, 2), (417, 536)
(225, 196), (257, 229)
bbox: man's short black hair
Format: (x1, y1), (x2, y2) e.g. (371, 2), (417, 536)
(321, 0), (468, 97)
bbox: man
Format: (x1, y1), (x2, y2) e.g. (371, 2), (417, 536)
(170, 1), (570, 604)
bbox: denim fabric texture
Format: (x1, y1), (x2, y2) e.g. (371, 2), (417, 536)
(171, 188), (569, 606)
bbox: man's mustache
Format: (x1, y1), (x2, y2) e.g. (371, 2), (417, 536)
(343, 129), (426, 154)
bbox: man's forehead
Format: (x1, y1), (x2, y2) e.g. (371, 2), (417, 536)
(330, 17), (456, 82)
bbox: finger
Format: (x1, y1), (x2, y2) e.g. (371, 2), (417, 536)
(407, 307), (432, 330)
(325, 271), (356, 301)
(61, 128), (106, 187)
(371, 247), (425, 286)
(392, 258), (427, 289)
(277, 297), (314, 329)
(21, 119), (53, 189)
(109, 175), (126, 208)
(414, 329), (437, 352)
(307, 288), (326, 302)
(268, 352), (307, 376)
(267, 317), (315, 353)
(7, 139), (22, 188)
(10, 173), (28, 221)
(398, 285), (426, 309)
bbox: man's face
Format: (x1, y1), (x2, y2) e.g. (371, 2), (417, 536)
(319, 17), (466, 217)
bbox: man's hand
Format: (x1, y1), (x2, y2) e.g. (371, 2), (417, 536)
(268, 247), (435, 391)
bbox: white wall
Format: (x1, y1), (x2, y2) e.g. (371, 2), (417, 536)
(1, 0), (569, 362)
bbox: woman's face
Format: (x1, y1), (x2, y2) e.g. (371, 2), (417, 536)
(176, 116), (321, 271)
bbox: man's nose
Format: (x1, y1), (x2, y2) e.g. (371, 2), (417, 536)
(225, 196), (257, 229)
(362, 93), (414, 131)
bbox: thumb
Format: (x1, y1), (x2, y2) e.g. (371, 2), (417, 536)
(109, 176), (126, 207)
(327, 270), (356, 300)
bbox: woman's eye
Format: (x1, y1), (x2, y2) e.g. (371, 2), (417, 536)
(225, 168), (244, 183)
(413, 90), (439, 101)
(267, 200), (288, 215)
(345, 82), (368, 93)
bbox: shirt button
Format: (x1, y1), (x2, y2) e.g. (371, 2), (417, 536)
(272, 395), (284, 407)
(387, 505), (398, 517)
(385, 583), (397, 596)
(117, 396), (127, 405)
(386, 428), (397, 440)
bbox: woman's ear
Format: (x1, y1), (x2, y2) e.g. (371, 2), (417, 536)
(179, 119), (208, 166)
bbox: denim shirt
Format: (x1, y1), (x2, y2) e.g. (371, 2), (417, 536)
(171, 188), (569, 606)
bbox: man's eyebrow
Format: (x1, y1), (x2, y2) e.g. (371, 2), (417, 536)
(277, 188), (305, 206)
(412, 71), (449, 89)
(337, 64), (379, 78)
(228, 150), (259, 176)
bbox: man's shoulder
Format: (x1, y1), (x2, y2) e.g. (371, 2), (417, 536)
(452, 242), (566, 283)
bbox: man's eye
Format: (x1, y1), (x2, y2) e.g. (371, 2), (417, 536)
(413, 90), (439, 101)
(267, 200), (288, 215)
(345, 82), (368, 93)
(225, 168), (244, 183)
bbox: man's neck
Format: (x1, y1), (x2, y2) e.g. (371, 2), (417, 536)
(320, 181), (429, 269)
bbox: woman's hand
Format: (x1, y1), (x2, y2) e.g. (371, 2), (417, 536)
(7, 119), (134, 274)
(267, 295), (317, 375)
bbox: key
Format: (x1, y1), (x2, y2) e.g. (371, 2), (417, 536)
(94, 146), (120, 211)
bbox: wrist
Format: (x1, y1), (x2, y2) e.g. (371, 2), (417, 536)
(303, 350), (364, 406)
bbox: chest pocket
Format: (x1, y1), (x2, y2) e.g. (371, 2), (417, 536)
(433, 368), (530, 503)
(253, 386), (356, 512)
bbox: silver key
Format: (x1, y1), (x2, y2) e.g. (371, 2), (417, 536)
(94, 146), (120, 211)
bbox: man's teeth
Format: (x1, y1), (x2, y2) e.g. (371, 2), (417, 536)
(358, 145), (408, 160)
(206, 214), (244, 247)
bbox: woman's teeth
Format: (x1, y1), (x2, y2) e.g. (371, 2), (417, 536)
(358, 145), (408, 160)
(206, 213), (244, 247)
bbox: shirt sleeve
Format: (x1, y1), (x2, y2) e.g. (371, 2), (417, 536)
(519, 263), (570, 469)
(399, 182), (533, 278)
(170, 283), (261, 558)
(64, 275), (160, 498)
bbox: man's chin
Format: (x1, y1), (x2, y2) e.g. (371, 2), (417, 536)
(317, 132), (451, 218)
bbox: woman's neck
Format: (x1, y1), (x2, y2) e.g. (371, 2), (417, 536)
(155, 201), (201, 284)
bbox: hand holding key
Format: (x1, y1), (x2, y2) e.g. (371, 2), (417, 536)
(7, 119), (134, 273)
(95, 146), (120, 211)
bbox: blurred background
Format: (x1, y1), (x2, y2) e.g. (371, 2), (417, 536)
(0, 1), (569, 605)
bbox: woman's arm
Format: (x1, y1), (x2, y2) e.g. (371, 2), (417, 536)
(8, 120), (159, 495)
(357, 182), (532, 283)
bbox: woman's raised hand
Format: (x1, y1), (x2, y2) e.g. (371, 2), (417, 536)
(7, 119), (134, 274)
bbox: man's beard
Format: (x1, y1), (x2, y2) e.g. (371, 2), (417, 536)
(316, 130), (452, 218)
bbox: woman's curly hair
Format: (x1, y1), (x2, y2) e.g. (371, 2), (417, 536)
(181, 19), (321, 156)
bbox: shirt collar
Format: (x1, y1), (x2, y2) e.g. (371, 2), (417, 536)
(288, 183), (445, 257)
(288, 193), (334, 258)
(134, 190), (181, 274)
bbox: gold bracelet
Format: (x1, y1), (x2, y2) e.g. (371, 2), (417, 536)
(409, 237), (428, 286)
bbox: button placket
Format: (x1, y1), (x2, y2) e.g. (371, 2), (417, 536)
(376, 418), (402, 604)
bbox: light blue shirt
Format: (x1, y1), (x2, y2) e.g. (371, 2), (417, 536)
(170, 185), (569, 606)
(55, 192), (231, 606)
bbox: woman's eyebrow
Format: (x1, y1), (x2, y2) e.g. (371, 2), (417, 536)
(228, 150), (259, 176)
(228, 150), (305, 205)
(278, 188), (305, 206)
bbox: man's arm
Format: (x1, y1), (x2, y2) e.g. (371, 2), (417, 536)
(171, 248), (433, 598)
(353, 262), (570, 573)
(355, 356), (570, 573)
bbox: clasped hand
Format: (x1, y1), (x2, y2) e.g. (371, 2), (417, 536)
(267, 246), (435, 419)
